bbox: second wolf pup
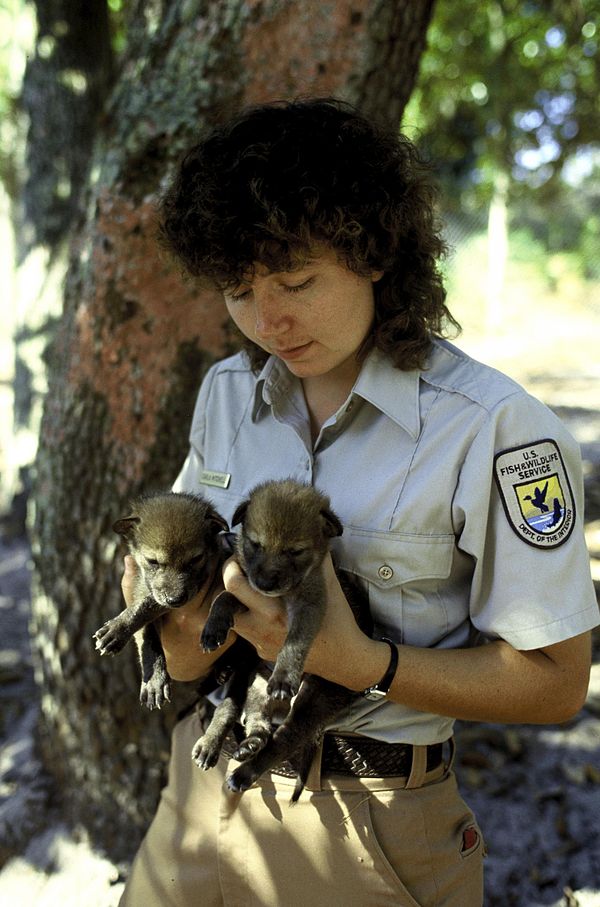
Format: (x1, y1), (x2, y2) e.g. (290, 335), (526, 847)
(201, 479), (343, 701)
(199, 479), (372, 799)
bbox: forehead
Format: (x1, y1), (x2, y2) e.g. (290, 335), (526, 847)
(242, 245), (343, 282)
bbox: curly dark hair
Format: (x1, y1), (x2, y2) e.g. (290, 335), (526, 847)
(158, 97), (459, 371)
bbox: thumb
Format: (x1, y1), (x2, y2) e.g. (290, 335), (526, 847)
(121, 555), (137, 604)
(123, 555), (137, 575)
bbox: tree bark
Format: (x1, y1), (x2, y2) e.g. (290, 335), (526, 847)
(21, 0), (114, 256)
(30, 0), (437, 859)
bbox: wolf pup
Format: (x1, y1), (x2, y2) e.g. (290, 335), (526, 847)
(199, 479), (372, 800)
(93, 491), (232, 710)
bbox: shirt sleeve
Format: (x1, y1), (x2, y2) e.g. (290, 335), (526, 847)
(171, 363), (218, 493)
(453, 390), (599, 649)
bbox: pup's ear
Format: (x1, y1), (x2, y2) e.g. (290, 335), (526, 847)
(219, 532), (238, 557)
(112, 516), (140, 538)
(231, 500), (250, 527)
(206, 507), (229, 535)
(320, 508), (343, 538)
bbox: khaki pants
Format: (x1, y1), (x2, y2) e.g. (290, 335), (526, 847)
(119, 712), (484, 907)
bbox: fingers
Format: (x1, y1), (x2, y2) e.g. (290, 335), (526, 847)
(222, 557), (279, 616)
(221, 557), (287, 659)
(321, 551), (337, 587)
(120, 555), (137, 606)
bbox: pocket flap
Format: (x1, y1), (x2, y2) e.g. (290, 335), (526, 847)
(336, 530), (455, 589)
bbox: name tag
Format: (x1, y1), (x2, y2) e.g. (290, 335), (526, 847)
(200, 469), (231, 489)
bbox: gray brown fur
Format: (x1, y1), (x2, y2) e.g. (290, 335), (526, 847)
(199, 479), (372, 800)
(93, 491), (229, 710)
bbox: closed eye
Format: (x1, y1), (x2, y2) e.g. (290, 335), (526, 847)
(230, 288), (252, 302)
(282, 277), (314, 294)
(146, 557), (159, 566)
(187, 555), (205, 567)
(229, 277), (314, 302)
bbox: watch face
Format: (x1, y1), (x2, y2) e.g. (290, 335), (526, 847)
(363, 688), (388, 702)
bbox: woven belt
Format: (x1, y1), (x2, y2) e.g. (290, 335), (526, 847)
(321, 735), (444, 778)
(220, 727), (445, 779)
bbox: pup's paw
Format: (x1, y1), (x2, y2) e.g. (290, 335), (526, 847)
(140, 676), (170, 711)
(266, 669), (298, 701)
(227, 763), (259, 793)
(92, 619), (129, 656)
(191, 736), (220, 771)
(200, 618), (231, 653)
(233, 733), (269, 761)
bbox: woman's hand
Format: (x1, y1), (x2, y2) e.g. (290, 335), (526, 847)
(120, 556), (237, 682)
(120, 554), (137, 606)
(223, 553), (378, 689)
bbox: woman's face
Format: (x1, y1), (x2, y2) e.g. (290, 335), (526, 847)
(223, 247), (383, 382)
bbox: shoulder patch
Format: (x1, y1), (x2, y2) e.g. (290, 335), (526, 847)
(493, 439), (575, 549)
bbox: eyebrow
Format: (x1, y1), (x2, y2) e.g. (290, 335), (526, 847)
(235, 259), (319, 285)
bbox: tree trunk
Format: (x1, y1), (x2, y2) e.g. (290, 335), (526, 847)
(22, 0), (114, 255)
(30, 0), (437, 859)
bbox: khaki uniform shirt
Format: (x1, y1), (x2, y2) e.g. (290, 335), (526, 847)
(174, 338), (599, 744)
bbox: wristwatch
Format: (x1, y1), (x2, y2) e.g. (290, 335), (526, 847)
(362, 638), (399, 701)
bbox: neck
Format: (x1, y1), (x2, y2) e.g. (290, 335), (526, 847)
(301, 357), (361, 439)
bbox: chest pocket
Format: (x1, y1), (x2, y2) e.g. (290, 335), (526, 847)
(333, 529), (456, 647)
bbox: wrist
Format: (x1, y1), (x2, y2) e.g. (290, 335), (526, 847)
(323, 634), (393, 693)
(362, 638), (399, 700)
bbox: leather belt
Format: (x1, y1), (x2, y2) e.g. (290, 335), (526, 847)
(220, 726), (445, 780)
(321, 734), (444, 778)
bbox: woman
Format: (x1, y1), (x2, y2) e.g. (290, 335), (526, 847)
(119, 98), (598, 907)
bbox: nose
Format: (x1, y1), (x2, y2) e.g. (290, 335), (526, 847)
(164, 589), (189, 608)
(165, 591), (187, 607)
(253, 289), (291, 340)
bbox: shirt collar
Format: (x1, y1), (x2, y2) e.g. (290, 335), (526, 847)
(252, 347), (422, 439)
(352, 348), (421, 439)
(252, 356), (294, 421)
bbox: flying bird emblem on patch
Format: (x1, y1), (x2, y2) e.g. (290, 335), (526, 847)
(493, 439), (575, 549)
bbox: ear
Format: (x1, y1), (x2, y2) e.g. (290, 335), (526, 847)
(231, 500), (250, 527)
(112, 516), (140, 538)
(320, 508), (343, 539)
(207, 507), (229, 535)
(219, 531), (237, 557)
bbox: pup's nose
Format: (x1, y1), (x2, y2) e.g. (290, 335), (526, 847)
(165, 591), (187, 606)
(254, 574), (281, 594)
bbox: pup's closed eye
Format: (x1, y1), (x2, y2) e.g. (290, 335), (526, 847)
(187, 554), (205, 566)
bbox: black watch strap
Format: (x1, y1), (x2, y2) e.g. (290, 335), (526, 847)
(362, 638), (398, 701)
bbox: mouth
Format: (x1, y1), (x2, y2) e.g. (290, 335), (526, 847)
(271, 342), (313, 362)
(247, 578), (293, 597)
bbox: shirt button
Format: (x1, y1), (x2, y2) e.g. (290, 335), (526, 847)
(378, 564), (394, 581)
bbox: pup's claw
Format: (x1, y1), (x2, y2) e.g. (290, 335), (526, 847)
(140, 678), (170, 711)
(93, 621), (130, 656)
(232, 733), (269, 761)
(191, 737), (220, 771)
(266, 674), (297, 701)
(200, 620), (231, 652)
